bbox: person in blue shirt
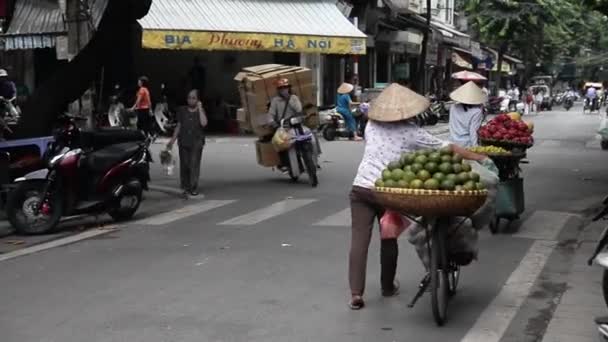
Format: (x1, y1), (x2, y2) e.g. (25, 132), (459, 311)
(337, 82), (362, 141)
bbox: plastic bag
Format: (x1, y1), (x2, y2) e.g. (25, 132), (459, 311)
(379, 211), (410, 239)
(272, 127), (294, 151)
(599, 114), (608, 139)
(470, 159), (499, 230)
(159, 149), (175, 176)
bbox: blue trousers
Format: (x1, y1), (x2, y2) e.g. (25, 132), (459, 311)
(339, 109), (357, 133)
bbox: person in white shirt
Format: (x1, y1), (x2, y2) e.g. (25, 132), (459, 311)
(449, 82), (487, 147)
(348, 83), (487, 310)
(535, 90), (545, 114)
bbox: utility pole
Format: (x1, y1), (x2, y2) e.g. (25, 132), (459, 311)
(417, 0), (432, 92)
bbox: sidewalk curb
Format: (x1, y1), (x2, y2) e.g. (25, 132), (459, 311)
(148, 184), (184, 197)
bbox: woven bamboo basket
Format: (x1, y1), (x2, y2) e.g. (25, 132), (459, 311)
(373, 187), (488, 217)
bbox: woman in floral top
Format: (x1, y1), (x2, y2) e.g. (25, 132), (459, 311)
(348, 84), (485, 310)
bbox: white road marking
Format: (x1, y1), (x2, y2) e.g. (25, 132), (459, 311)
(218, 199), (317, 226)
(314, 208), (350, 226)
(134, 200), (237, 226)
(515, 210), (575, 241)
(540, 140), (561, 148)
(460, 240), (557, 342)
(0, 228), (117, 262)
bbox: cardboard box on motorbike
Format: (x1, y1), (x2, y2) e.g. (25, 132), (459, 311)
(234, 64), (319, 139)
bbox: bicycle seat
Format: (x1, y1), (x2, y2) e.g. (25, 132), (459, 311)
(86, 142), (140, 172)
(80, 128), (145, 151)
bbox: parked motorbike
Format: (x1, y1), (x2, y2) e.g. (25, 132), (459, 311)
(5, 115), (152, 235)
(279, 116), (319, 187)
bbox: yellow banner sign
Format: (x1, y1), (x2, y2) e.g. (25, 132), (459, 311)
(142, 30), (366, 55)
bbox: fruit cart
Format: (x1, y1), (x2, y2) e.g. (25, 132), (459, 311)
(479, 139), (531, 233)
(373, 148), (489, 326)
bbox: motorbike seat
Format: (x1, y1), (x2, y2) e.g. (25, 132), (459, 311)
(80, 128), (145, 151)
(86, 142), (140, 172)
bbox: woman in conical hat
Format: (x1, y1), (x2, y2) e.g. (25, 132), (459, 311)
(336, 82), (362, 141)
(448, 81), (487, 147)
(348, 83), (486, 310)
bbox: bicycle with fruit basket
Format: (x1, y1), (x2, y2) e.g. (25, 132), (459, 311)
(373, 147), (489, 326)
(476, 113), (534, 233)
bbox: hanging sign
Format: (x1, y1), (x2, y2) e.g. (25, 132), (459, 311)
(142, 30), (367, 55)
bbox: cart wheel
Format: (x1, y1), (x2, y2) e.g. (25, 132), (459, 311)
(448, 262), (460, 297)
(489, 216), (500, 234)
(430, 219), (449, 326)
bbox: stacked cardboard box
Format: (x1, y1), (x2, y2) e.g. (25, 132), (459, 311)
(235, 64), (319, 168)
(234, 64), (318, 138)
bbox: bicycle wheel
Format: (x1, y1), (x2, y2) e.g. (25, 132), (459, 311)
(430, 219), (449, 326)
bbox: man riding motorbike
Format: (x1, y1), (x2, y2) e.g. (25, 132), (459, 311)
(268, 78), (303, 172)
(586, 86), (599, 111)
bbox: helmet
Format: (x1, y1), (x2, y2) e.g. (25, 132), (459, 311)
(276, 78), (290, 88)
(0, 69), (8, 77)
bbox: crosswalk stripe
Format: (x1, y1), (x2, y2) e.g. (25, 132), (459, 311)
(461, 240), (557, 342)
(314, 208), (351, 226)
(514, 210), (575, 241)
(135, 200), (237, 226)
(218, 199), (317, 226)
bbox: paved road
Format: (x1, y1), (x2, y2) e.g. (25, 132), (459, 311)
(0, 107), (606, 341)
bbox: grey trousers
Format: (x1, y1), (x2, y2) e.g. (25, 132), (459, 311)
(349, 186), (398, 296)
(178, 144), (203, 191)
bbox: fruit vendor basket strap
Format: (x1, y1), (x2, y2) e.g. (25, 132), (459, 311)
(373, 187), (488, 218)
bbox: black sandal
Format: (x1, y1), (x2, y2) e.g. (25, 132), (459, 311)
(348, 296), (365, 310)
(382, 280), (400, 297)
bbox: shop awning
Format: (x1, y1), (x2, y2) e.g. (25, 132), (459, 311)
(139, 0), (367, 55)
(452, 51), (473, 70)
(3, 0), (108, 51)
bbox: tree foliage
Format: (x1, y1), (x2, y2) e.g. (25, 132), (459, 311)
(465, 0), (608, 85)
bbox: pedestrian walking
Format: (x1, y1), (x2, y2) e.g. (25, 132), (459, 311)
(524, 88), (534, 115)
(347, 83), (485, 310)
(448, 81), (487, 147)
(535, 90), (544, 114)
(167, 90), (208, 197)
(130, 76), (152, 135)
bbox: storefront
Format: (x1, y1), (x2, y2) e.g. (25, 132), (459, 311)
(1, 0), (108, 103)
(136, 0), (366, 130)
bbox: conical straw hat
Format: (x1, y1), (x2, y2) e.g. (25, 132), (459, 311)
(450, 81), (487, 105)
(337, 82), (354, 94)
(368, 83), (430, 122)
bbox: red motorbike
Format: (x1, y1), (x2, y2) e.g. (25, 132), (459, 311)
(6, 115), (152, 235)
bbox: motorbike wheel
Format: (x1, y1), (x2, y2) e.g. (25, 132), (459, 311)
(108, 180), (143, 221)
(6, 180), (62, 235)
(602, 140), (608, 151)
(322, 126), (337, 141)
(302, 148), (319, 187)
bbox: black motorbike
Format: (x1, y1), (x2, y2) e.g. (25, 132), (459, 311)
(279, 116), (319, 187)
